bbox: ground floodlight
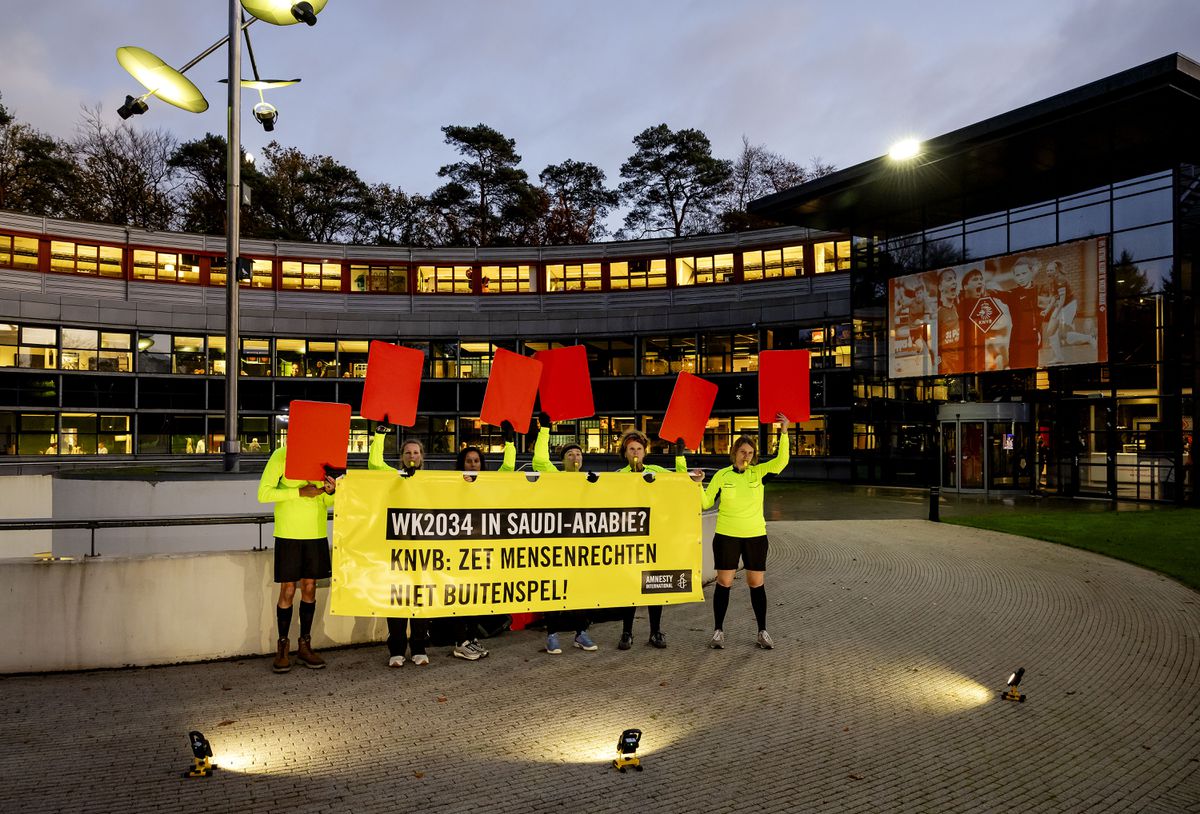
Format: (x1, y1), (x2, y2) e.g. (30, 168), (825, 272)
(116, 46), (209, 113)
(117, 94), (149, 119)
(183, 730), (215, 778)
(253, 101), (278, 132)
(240, 0), (328, 26)
(1001, 667), (1026, 703)
(612, 728), (643, 773)
(888, 138), (921, 161)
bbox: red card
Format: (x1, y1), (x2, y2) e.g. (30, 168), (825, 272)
(480, 348), (543, 434)
(360, 340), (424, 426)
(758, 350), (810, 423)
(284, 400), (351, 481)
(659, 371), (718, 450)
(534, 345), (595, 422)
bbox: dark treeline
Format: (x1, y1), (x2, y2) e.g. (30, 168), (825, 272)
(0, 95), (834, 246)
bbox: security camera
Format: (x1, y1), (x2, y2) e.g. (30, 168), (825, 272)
(253, 101), (278, 132)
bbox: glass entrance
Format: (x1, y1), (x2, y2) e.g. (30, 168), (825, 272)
(960, 421), (985, 489)
(938, 403), (1032, 493)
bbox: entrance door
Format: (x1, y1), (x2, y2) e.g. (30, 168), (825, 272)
(941, 422), (958, 488)
(960, 421), (985, 490)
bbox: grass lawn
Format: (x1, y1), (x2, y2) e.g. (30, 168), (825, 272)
(946, 509), (1200, 591)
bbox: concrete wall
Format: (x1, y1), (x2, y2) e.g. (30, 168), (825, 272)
(1, 512), (717, 673)
(0, 475), (53, 557)
(0, 549), (387, 673)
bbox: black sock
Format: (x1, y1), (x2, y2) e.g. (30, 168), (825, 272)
(750, 585), (767, 632)
(298, 600), (316, 638)
(276, 605), (292, 640)
(648, 605), (663, 635)
(713, 584), (730, 630)
(621, 607), (634, 635)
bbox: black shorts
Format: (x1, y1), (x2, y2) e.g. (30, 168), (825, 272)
(712, 533), (769, 572)
(274, 537), (332, 583)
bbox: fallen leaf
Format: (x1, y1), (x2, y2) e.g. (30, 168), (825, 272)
(221, 685), (233, 691)
(414, 771), (425, 779)
(659, 681), (668, 687)
(437, 695), (448, 703)
(848, 773), (863, 781)
(217, 720), (236, 727)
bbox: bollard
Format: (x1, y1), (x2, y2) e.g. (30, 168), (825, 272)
(928, 486), (940, 522)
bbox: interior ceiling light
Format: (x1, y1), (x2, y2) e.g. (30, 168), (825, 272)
(240, 0), (327, 26)
(116, 46), (209, 113)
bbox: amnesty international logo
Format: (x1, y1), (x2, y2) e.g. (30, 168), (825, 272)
(641, 570), (691, 594)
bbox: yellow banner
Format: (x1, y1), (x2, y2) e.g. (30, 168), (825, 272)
(330, 469), (703, 618)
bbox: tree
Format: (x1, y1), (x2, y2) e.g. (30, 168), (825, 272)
(539, 159), (618, 245)
(68, 106), (177, 230)
(168, 133), (269, 236)
(433, 124), (531, 246)
(719, 136), (836, 232)
(257, 142), (370, 243)
(617, 124), (732, 239)
(351, 183), (440, 247)
(0, 96), (77, 217)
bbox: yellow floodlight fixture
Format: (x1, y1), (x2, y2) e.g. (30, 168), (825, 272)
(116, 46), (209, 114)
(887, 138), (922, 161)
(220, 78), (302, 90)
(183, 730), (216, 778)
(612, 728), (643, 773)
(240, 0), (327, 26)
(1000, 667), (1026, 703)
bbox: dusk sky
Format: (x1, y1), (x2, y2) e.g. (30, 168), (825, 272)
(3, 0), (1199, 200)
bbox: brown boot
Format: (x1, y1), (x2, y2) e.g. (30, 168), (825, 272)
(272, 637), (291, 673)
(296, 635), (326, 669)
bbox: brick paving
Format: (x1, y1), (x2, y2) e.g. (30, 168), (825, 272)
(2, 519), (1199, 813)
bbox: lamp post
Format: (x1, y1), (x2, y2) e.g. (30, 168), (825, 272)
(224, 0), (244, 472)
(116, 0), (326, 472)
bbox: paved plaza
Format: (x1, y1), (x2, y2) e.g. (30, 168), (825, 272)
(2, 517), (1199, 813)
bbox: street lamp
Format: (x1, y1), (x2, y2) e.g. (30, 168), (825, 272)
(116, 0), (326, 472)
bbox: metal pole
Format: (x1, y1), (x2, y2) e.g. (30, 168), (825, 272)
(928, 485), (940, 522)
(223, 0), (242, 473)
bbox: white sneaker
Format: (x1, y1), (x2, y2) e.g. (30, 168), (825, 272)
(388, 655), (405, 668)
(709, 630), (725, 649)
(454, 641), (482, 661)
(471, 639), (490, 658)
(756, 630), (775, 650)
(411, 653), (429, 666)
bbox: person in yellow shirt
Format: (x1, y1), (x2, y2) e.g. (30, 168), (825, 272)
(613, 429), (695, 650)
(257, 445), (337, 673)
(701, 414), (790, 650)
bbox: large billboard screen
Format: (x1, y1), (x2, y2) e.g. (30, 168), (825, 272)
(888, 237), (1108, 378)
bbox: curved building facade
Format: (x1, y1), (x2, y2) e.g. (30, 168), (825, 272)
(0, 214), (855, 478)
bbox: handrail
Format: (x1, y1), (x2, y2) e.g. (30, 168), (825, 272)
(0, 512), (299, 558)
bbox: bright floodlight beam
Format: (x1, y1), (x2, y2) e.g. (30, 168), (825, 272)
(116, 46), (210, 114)
(240, 0), (327, 26)
(888, 138), (921, 161)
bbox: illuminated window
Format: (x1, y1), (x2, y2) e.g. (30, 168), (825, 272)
(640, 335), (697, 375)
(172, 336), (206, 375)
(281, 260), (342, 291)
(132, 250), (201, 284)
(209, 256), (272, 288)
(240, 337), (271, 377)
(18, 325), (57, 369)
(742, 245), (804, 280)
(337, 340), (370, 378)
(350, 263), (408, 294)
(675, 253), (734, 286)
(545, 263), (601, 292)
(0, 234), (40, 271)
(416, 265), (472, 293)
(814, 241), (851, 273)
(50, 240), (123, 278)
(480, 265), (530, 293)
(610, 259), (667, 289)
